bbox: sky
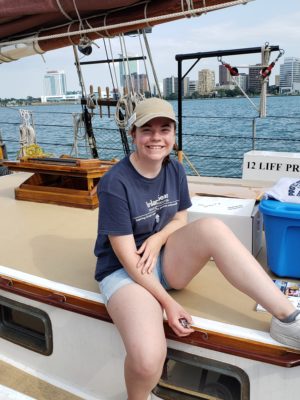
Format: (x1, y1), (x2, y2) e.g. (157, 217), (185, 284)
(0, 0), (299, 98)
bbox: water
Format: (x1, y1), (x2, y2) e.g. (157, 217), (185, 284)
(0, 96), (299, 177)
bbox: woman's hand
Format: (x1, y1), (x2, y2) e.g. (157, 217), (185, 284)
(136, 233), (164, 275)
(164, 298), (194, 337)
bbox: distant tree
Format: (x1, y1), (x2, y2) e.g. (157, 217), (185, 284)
(165, 93), (178, 100)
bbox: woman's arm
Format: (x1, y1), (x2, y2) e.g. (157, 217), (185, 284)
(109, 232), (193, 337)
(136, 209), (188, 274)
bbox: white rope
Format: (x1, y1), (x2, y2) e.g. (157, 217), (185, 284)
(86, 93), (97, 111)
(119, 34), (135, 94)
(183, 151), (201, 175)
(231, 76), (259, 112)
(18, 110), (36, 157)
(143, 2), (152, 28)
(70, 113), (89, 157)
(142, 30), (162, 98)
(72, 45), (87, 97)
(137, 30), (151, 93)
(181, 0), (199, 16)
(0, 1), (254, 47)
(55, 0), (73, 21)
(259, 44), (271, 118)
(85, 19), (104, 38)
(67, 22), (78, 46)
(108, 38), (120, 93)
(103, 14), (115, 38)
(72, 0), (84, 31)
(218, 55), (259, 113)
(115, 92), (145, 130)
(85, 20), (119, 95)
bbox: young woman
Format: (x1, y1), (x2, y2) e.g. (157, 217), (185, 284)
(94, 98), (300, 400)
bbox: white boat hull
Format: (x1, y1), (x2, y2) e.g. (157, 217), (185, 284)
(1, 288), (299, 400)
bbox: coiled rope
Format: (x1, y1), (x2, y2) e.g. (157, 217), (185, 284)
(18, 109), (37, 157)
(70, 112), (90, 157)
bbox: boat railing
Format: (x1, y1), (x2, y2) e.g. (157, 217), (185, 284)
(0, 113), (299, 178)
(181, 114), (300, 177)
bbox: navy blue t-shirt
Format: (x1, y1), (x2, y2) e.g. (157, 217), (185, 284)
(94, 156), (192, 282)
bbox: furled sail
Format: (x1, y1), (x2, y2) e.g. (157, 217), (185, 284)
(0, 0), (254, 62)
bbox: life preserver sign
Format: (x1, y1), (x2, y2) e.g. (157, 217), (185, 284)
(242, 150), (300, 181)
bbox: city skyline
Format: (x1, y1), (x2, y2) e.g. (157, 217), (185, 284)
(1, 0), (299, 98)
(9, 51), (300, 100)
(37, 55), (300, 101)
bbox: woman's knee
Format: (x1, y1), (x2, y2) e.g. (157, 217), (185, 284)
(195, 216), (226, 230)
(127, 342), (167, 380)
(193, 217), (231, 238)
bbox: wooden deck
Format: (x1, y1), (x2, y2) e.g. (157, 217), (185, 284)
(0, 171), (270, 328)
(1, 171), (300, 367)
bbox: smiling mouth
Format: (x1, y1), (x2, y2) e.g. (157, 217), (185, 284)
(147, 146), (164, 149)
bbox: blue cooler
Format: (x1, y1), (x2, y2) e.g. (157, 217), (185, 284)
(259, 199), (300, 278)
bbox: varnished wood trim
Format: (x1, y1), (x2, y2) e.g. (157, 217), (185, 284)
(1, 275), (300, 367)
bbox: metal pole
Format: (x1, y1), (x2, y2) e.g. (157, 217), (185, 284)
(175, 46), (280, 62)
(177, 59), (183, 163)
(252, 118), (256, 150)
(175, 45), (280, 156)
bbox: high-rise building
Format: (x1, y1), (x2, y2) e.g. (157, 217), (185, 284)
(131, 73), (149, 93)
(198, 69), (215, 95)
(188, 80), (197, 95)
(235, 73), (248, 92)
(163, 76), (178, 98)
(248, 64), (262, 93)
(119, 55), (139, 88)
(183, 77), (189, 97)
(43, 70), (67, 96)
(279, 57), (300, 94)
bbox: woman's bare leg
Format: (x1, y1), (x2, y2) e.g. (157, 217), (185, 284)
(163, 218), (295, 320)
(107, 283), (167, 400)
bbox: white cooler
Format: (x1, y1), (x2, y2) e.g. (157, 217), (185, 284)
(188, 196), (263, 256)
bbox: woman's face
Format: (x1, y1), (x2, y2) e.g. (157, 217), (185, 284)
(132, 117), (176, 163)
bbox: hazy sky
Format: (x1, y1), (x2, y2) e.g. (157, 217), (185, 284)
(1, 0), (299, 98)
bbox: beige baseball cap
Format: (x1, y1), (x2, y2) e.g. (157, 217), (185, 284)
(129, 98), (176, 128)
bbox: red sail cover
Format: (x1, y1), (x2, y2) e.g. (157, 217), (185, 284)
(0, 0), (249, 52)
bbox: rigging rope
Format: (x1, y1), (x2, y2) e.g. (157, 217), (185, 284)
(142, 30), (162, 98)
(103, 38), (118, 95)
(120, 34), (135, 94)
(137, 30), (151, 94)
(181, 0), (200, 16)
(55, 0), (73, 21)
(218, 56), (260, 113)
(73, 45), (87, 97)
(108, 38), (120, 93)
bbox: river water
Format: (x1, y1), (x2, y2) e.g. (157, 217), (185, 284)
(1, 96), (299, 177)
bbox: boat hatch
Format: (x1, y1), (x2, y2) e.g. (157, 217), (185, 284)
(0, 296), (53, 355)
(153, 348), (249, 400)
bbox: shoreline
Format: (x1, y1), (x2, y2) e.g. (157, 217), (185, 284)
(1, 94), (299, 108)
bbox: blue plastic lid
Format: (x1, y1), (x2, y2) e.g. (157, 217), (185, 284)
(259, 199), (300, 219)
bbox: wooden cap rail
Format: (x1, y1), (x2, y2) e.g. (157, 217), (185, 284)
(1, 274), (300, 368)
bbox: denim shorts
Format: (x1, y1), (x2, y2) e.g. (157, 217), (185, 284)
(99, 250), (172, 305)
